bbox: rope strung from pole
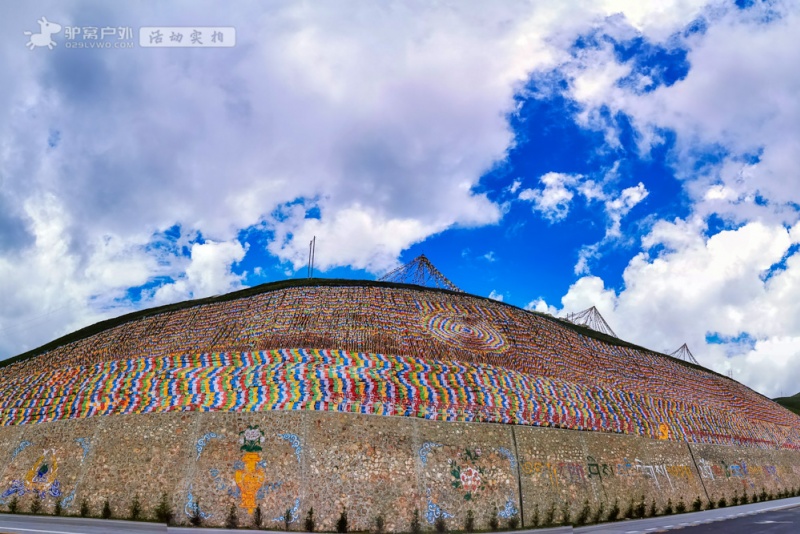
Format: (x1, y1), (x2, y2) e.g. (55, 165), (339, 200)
(564, 306), (618, 338)
(670, 343), (699, 365)
(378, 254), (462, 292)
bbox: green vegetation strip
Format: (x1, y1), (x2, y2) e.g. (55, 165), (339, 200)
(774, 393), (800, 415)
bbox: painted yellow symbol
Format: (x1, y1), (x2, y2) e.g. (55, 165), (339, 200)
(24, 449), (59, 492)
(235, 426), (266, 514)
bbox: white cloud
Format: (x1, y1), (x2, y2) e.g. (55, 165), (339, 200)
(537, 219), (800, 397)
(723, 337), (800, 397)
(574, 243), (602, 276)
(151, 240), (246, 304)
(534, 5), (800, 396)
(0, 0), (761, 360)
(559, 275), (619, 319)
(267, 205), (436, 273)
(604, 182), (649, 237)
(519, 162), (648, 253)
(525, 297), (558, 316)
(488, 290), (504, 302)
(519, 172), (581, 222)
(575, 179), (649, 274)
(556, 2), (800, 222)
(517, 164), (648, 274)
(482, 251), (497, 262)
(597, 0), (712, 40)
(0, 193), (174, 356)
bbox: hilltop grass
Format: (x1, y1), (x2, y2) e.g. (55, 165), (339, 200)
(773, 393), (800, 415)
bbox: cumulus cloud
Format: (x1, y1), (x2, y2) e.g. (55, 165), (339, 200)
(488, 290), (504, 302)
(151, 240), (247, 304)
(519, 166), (649, 273)
(524, 297), (557, 316)
(0, 0), (761, 361)
(537, 219), (800, 397)
(575, 180), (649, 274)
(3, 0), (567, 356)
(519, 172), (581, 222)
(555, 1), (800, 223)
(513, 1), (800, 397)
(604, 183), (649, 237)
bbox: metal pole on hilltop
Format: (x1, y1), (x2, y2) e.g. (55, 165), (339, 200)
(307, 239), (312, 278)
(310, 236), (316, 278)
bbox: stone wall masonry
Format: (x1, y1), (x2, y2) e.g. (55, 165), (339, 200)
(688, 441), (800, 503)
(0, 410), (797, 531)
(515, 426), (708, 524)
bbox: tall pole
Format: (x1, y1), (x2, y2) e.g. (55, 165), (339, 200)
(310, 236), (316, 278)
(308, 239), (312, 278)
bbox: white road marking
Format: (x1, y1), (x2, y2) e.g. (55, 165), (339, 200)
(0, 528), (79, 534)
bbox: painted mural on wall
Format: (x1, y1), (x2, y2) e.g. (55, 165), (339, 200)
(1, 349), (797, 451)
(448, 448), (485, 501)
(2, 283), (797, 460)
(514, 452), (794, 497)
(696, 457), (789, 490)
(420, 442), (519, 524)
(236, 426), (267, 513)
(192, 427), (303, 522)
(520, 454), (699, 493)
(0, 438), (90, 507)
(1, 449), (62, 500)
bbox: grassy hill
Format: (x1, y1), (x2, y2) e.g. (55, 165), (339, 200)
(774, 392), (800, 415)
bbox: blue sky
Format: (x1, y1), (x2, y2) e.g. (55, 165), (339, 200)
(2, 0), (800, 398)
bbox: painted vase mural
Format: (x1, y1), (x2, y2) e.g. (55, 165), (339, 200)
(235, 425), (267, 513)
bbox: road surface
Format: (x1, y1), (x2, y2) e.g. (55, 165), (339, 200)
(0, 496), (799, 534)
(574, 496), (800, 533)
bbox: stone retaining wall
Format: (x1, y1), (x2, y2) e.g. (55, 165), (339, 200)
(0, 410), (797, 531)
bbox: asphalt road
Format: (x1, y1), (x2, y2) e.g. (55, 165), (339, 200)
(0, 514), (287, 534)
(681, 505), (800, 533)
(0, 514), (167, 533)
(574, 496), (800, 534)
(1, 497), (799, 533)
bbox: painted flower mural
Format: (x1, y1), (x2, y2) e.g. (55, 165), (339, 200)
(239, 425), (266, 452)
(449, 448), (485, 501)
(460, 467), (481, 493)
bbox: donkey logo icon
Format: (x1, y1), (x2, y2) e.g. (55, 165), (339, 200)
(24, 17), (62, 50)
